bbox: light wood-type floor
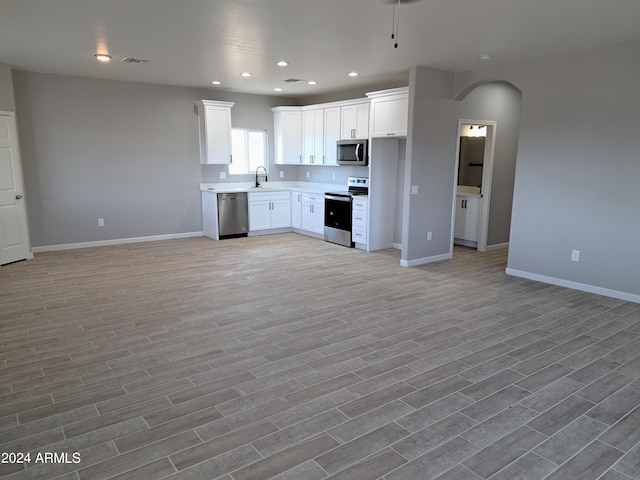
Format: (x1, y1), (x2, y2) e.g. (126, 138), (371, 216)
(1, 234), (639, 480)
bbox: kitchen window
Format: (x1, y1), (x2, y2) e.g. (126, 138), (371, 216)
(229, 128), (267, 175)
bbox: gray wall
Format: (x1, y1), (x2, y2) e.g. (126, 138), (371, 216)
(12, 71), (292, 247)
(0, 62), (15, 111)
(453, 39), (640, 297)
(457, 82), (522, 246)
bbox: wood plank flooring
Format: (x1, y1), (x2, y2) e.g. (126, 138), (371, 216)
(1, 233), (639, 479)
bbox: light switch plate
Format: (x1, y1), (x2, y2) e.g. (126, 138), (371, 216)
(411, 185), (419, 195)
(219, 171), (226, 179)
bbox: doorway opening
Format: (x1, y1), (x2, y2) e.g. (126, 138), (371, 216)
(452, 120), (496, 252)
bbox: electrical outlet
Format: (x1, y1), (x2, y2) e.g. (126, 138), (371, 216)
(98, 218), (104, 227)
(219, 171), (226, 180)
(306, 171), (310, 179)
(332, 173), (336, 181)
(411, 185), (419, 195)
(279, 171), (284, 178)
(571, 249), (580, 262)
(427, 231), (432, 241)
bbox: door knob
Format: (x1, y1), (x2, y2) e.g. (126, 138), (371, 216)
(16, 194), (23, 199)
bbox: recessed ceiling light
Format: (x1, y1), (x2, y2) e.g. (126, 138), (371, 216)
(276, 61), (289, 67)
(211, 81), (221, 85)
(348, 72), (359, 77)
(307, 81), (317, 85)
(274, 88), (282, 92)
(240, 72), (252, 77)
(94, 53), (112, 62)
(479, 54), (493, 61)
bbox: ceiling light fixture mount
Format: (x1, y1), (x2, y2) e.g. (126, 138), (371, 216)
(276, 60), (289, 67)
(479, 53), (493, 61)
(348, 72), (359, 77)
(240, 72), (252, 77)
(94, 53), (112, 62)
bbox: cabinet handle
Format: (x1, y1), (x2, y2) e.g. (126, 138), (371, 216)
(311, 155), (314, 163)
(299, 155), (302, 163)
(229, 154), (233, 164)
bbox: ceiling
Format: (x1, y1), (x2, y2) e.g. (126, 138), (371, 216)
(1, 0), (639, 98)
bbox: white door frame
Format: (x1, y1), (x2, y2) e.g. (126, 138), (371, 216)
(0, 110), (32, 265)
(451, 119), (497, 252)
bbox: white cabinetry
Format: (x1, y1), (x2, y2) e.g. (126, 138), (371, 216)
(323, 107), (341, 165)
(202, 190), (219, 239)
(273, 108), (302, 164)
(351, 196), (368, 247)
(291, 191), (303, 229)
(341, 103), (369, 139)
(454, 195), (480, 243)
(302, 109), (324, 164)
(367, 87), (408, 138)
(301, 193), (325, 234)
(249, 191), (291, 231)
(197, 100), (234, 164)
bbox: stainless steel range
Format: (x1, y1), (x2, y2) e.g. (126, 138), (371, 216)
(324, 177), (369, 247)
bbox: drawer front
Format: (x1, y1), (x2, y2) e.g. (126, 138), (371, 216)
(352, 197), (368, 211)
(301, 193), (323, 204)
(352, 226), (367, 243)
(352, 210), (366, 227)
(250, 191), (291, 202)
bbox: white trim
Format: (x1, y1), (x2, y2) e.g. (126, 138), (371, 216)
(392, 242), (402, 250)
(506, 268), (640, 305)
(32, 232), (204, 252)
(485, 242), (509, 251)
(451, 120), (497, 253)
(401, 252), (452, 267)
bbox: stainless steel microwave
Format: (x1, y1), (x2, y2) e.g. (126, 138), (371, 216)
(337, 139), (368, 166)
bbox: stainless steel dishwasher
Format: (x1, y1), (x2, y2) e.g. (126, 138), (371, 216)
(217, 192), (249, 238)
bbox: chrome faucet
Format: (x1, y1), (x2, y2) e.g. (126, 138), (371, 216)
(255, 166), (268, 187)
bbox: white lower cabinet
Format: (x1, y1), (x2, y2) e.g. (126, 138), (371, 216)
(249, 191), (291, 231)
(291, 191), (303, 229)
(301, 193), (325, 234)
(454, 195), (480, 242)
(351, 196), (368, 246)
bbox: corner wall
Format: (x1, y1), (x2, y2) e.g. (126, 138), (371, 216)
(455, 40), (640, 301)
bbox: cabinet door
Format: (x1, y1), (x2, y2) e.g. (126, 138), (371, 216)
(249, 200), (272, 231)
(274, 110), (302, 164)
(271, 199), (292, 229)
(199, 103), (233, 164)
(291, 192), (302, 229)
(464, 197), (480, 242)
(341, 103), (369, 139)
(301, 201), (324, 234)
(454, 198), (466, 239)
(323, 107), (341, 165)
(302, 109), (323, 164)
(370, 96), (408, 137)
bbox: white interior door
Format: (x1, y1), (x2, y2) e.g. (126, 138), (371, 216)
(0, 112), (31, 265)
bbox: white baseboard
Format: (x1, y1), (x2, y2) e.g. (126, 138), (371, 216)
(392, 243), (402, 250)
(401, 252), (453, 267)
(506, 268), (640, 305)
(485, 242), (509, 251)
(32, 232), (204, 253)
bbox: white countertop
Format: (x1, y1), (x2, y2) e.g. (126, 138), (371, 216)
(200, 181), (346, 195)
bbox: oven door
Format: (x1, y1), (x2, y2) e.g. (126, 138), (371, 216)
(324, 194), (354, 247)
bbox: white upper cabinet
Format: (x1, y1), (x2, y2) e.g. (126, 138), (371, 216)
(323, 107), (341, 165)
(273, 107), (303, 164)
(302, 108), (324, 164)
(197, 100), (234, 164)
(367, 87), (408, 138)
(341, 102), (369, 139)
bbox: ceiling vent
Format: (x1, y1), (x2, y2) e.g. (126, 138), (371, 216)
(283, 78), (305, 83)
(121, 57), (149, 64)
